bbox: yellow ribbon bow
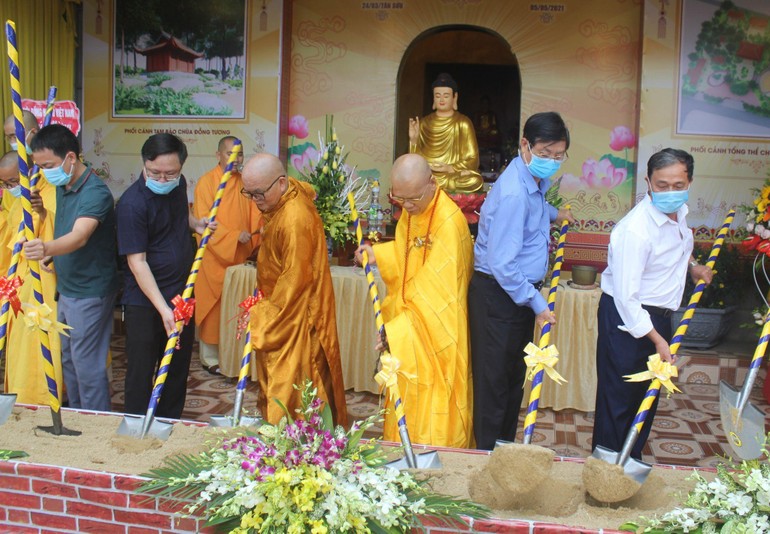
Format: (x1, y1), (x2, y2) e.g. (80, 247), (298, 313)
(623, 353), (680, 394)
(374, 352), (417, 402)
(523, 342), (567, 385)
(22, 302), (72, 337)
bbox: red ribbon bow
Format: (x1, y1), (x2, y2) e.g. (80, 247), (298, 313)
(236, 290), (263, 339)
(171, 295), (195, 325)
(0, 276), (24, 316)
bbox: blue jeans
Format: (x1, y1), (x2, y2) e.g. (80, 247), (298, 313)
(58, 293), (116, 412)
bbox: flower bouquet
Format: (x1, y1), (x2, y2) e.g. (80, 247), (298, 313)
(139, 380), (489, 533)
(296, 116), (370, 247)
(620, 437), (770, 533)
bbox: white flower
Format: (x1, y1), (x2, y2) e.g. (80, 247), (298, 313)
(748, 221), (755, 232)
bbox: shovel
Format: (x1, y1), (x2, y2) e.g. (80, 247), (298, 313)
(347, 193), (440, 470)
(211, 290), (264, 428)
(592, 209), (735, 483)
(719, 311), (770, 460)
(118, 141), (242, 439)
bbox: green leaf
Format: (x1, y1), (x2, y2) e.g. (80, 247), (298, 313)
(0, 449), (28, 459)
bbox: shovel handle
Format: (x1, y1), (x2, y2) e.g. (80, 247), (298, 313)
(736, 313), (770, 414)
(523, 214), (570, 444)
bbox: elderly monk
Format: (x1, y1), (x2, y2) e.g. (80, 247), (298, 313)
(193, 136), (262, 375)
(4, 110), (39, 153)
(241, 153), (347, 426)
(0, 151), (22, 275)
(2, 149), (62, 405)
(408, 73), (483, 194)
(355, 154), (474, 448)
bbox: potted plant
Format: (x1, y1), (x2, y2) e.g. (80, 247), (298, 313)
(670, 241), (751, 349)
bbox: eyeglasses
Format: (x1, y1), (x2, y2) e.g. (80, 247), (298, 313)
(241, 174), (284, 201)
(144, 167), (181, 181)
(388, 181), (433, 206)
(527, 142), (569, 162)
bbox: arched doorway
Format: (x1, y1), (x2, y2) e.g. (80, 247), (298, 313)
(395, 26), (521, 174)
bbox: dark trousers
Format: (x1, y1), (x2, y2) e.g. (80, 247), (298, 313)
(592, 293), (673, 460)
(468, 272), (535, 450)
(123, 305), (195, 420)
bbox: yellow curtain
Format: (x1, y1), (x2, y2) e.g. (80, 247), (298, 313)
(0, 0), (79, 139)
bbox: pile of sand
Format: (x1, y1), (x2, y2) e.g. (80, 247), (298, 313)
(0, 406), (702, 531)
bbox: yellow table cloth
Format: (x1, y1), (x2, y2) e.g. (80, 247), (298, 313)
(219, 263), (385, 393)
(523, 280), (602, 412)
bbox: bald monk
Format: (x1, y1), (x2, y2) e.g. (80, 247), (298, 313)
(355, 154), (474, 448)
(192, 136), (261, 375)
(0, 151), (22, 275)
(241, 154), (347, 426)
(408, 73), (483, 194)
(4, 110), (39, 153)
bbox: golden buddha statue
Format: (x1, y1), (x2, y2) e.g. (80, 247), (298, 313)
(408, 73), (483, 194)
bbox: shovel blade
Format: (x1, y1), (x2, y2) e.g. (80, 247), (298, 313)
(385, 451), (442, 471)
(117, 414), (174, 440)
(719, 380), (766, 460)
(591, 445), (652, 485)
(0, 393), (17, 425)
(209, 414), (263, 428)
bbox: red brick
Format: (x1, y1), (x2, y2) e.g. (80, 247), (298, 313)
(0, 473), (30, 491)
(474, 518), (532, 533)
(80, 517), (127, 533)
(7, 508), (31, 524)
(32, 479), (79, 498)
(79, 487), (129, 507)
(157, 496), (189, 514)
(0, 507), (5, 521)
(0, 490), (41, 510)
(419, 515), (472, 531)
(0, 461), (18, 474)
(43, 496), (65, 512)
(31, 511), (77, 530)
(129, 493), (158, 510)
(65, 469), (114, 488)
(66, 500), (114, 521)
(115, 475), (144, 492)
(128, 528), (160, 534)
(0, 525), (37, 533)
(533, 523), (601, 533)
(113, 509), (173, 530)
(17, 463), (65, 482)
(172, 516), (202, 532)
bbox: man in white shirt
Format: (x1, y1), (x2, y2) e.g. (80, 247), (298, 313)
(592, 148), (713, 460)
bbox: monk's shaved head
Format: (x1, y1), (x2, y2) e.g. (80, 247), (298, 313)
(391, 153), (432, 190)
(0, 150), (18, 168)
(241, 153), (288, 212)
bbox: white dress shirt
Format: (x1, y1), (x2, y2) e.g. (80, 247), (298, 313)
(600, 195), (693, 339)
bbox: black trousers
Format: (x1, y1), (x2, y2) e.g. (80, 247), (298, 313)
(592, 293), (673, 460)
(123, 305), (195, 420)
(468, 272), (536, 450)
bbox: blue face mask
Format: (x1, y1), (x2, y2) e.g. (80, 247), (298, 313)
(525, 145), (563, 179)
(146, 176), (180, 195)
(9, 142), (17, 151)
(41, 158), (74, 187)
(8, 185), (21, 198)
(650, 189), (689, 214)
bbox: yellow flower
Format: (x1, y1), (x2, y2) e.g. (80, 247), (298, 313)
(310, 520), (328, 534)
(323, 151), (329, 161)
(335, 146), (341, 155)
(322, 165), (329, 174)
(332, 161), (338, 170)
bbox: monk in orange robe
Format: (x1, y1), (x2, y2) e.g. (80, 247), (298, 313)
(193, 136), (262, 374)
(356, 154), (474, 448)
(242, 153), (347, 426)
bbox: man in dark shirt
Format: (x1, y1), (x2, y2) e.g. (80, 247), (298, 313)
(24, 124), (119, 412)
(116, 133), (212, 419)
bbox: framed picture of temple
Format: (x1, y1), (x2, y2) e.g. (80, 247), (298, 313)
(111, 0), (247, 119)
(676, 0), (770, 138)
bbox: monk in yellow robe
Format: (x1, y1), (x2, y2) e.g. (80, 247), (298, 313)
(0, 151), (22, 275)
(4, 171), (62, 405)
(408, 73), (483, 194)
(193, 136), (261, 375)
(242, 153), (347, 426)
(355, 154), (474, 448)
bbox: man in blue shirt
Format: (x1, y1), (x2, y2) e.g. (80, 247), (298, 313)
(469, 111), (574, 450)
(116, 133), (212, 420)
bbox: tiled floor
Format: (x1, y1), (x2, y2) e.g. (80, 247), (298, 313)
(3, 330), (769, 468)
